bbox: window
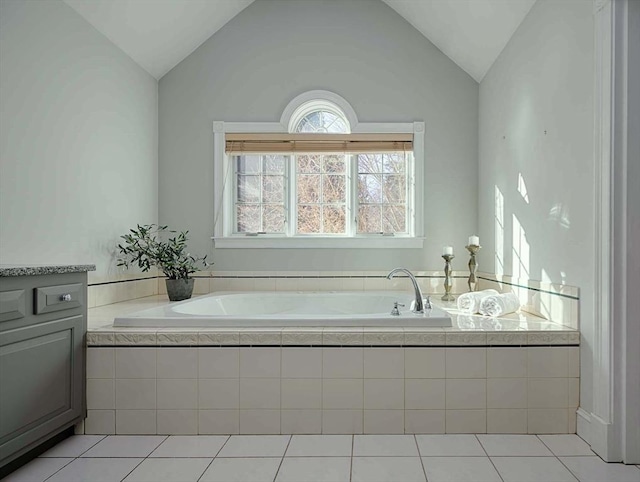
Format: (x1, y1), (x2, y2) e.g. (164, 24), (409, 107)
(213, 91), (424, 248)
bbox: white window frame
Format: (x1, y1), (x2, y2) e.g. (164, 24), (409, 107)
(212, 91), (425, 249)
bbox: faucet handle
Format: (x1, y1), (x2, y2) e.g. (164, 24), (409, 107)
(391, 301), (405, 316)
(424, 296), (432, 310)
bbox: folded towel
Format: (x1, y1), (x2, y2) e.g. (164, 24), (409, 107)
(456, 289), (499, 314)
(479, 292), (521, 317)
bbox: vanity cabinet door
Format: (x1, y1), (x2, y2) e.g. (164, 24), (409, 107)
(0, 315), (84, 464)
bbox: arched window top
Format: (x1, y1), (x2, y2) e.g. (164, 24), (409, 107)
(281, 90), (357, 133)
(294, 107), (349, 133)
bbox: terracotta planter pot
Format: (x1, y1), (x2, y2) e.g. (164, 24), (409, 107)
(165, 278), (194, 301)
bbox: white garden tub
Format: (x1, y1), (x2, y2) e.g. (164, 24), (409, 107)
(113, 291), (452, 327)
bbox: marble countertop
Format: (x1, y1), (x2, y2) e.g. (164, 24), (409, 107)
(0, 264), (96, 277)
(87, 295), (579, 347)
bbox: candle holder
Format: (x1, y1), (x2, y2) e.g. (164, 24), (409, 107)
(441, 254), (455, 301)
(465, 244), (481, 292)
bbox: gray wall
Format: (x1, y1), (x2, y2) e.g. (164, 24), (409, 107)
(478, 0), (594, 412)
(158, 0), (479, 271)
(0, 0), (158, 281)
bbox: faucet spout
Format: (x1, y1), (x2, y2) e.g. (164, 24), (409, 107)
(386, 268), (426, 314)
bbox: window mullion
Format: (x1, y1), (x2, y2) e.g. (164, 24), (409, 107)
(349, 154), (357, 237)
(288, 154), (297, 237)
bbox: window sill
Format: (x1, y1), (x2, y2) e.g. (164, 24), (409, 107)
(211, 236), (425, 249)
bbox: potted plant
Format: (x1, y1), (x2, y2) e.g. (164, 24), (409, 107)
(117, 224), (209, 301)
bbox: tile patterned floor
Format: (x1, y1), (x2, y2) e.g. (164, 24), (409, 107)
(4, 434), (640, 482)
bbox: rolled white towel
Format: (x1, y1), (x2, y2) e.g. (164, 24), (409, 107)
(456, 289), (499, 314)
(479, 292), (521, 317)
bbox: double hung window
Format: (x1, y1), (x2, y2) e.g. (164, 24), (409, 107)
(214, 96), (423, 247)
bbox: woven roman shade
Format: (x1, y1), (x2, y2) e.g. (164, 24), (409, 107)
(225, 133), (413, 153)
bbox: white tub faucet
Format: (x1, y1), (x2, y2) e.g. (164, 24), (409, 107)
(386, 268), (429, 314)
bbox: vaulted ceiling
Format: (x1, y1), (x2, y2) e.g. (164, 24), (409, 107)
(64, 0), (536, 82)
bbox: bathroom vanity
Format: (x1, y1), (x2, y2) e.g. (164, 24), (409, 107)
(0, 264), (94, 468)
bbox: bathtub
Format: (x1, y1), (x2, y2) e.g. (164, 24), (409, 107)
(113, 291), (452, 327)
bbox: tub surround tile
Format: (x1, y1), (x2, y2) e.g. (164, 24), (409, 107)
(157, 348), (198, 378)
(404, 410), (446, 434)
(322, 328), (364, 346)
(405, 379), (446, 410)
(404, 332), (446, 346)
(405, 348), (445, 378)
(322, 411), (364, 437)
(199, 348), (239, 378)
(199, 379), (240, 409)
(322, 348), (364, 378)
(156, 410), (198, 435)
(364, 348), (404, 378)
(199, 410), (239, 435)
(157, 379), (198, 409)
(87, 379), (115, 410)
(198, 331), (240, 346)
(281, 379), (322, 409)
(445, 348), (487, 378)
(323, 379), (364, 410)
(84, 410), (116, 435)
(281, 348), (322, 378)
(239, 330), (282, 346)
(280, 410), (322, 434)
(115, 332), (157, 346)
(157, 332), (198, 346)
(363, 330), (404, 346)
(281, 330), (323, 346)
(364, 379), (404, 410)
(88, 332), (115, 346)
(87, 348), (115, 379)
(445, 410), (486, 434)
(240, 410), (281, 434)
(239, 348), (281, 378)
(487, 332), (528, 345)
(446, 332), (487, 346)
(487, 348), (527, 378)
(116, 410), (157, 434)
(487, 409), (528, 434)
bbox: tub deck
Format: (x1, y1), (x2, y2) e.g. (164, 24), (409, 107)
(88, 294), (579, 347)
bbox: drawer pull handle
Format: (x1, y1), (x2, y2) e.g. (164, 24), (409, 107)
(60, 294), (72, 302)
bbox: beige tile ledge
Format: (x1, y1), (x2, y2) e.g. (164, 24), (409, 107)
(87, 295), (578, 347)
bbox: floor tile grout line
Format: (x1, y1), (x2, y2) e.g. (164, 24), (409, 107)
(42, 456), (77, 482)
(195, 434), (231, 482)
(414, 434), (429, 482)
(272, 435), (292, 482)
(554, 452), (582, 482)
(349, 435), (354, 482)
(475, 434), (506, 482)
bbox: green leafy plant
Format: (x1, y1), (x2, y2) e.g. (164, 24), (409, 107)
(117, 224), (209, 280)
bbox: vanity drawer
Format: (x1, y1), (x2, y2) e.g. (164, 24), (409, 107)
(0, 290), (26, 323)
(34, 283), (83, 315)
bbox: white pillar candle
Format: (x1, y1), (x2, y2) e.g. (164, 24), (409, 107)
(443, 246), (453, 255)
(468, 235), (480, 246)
